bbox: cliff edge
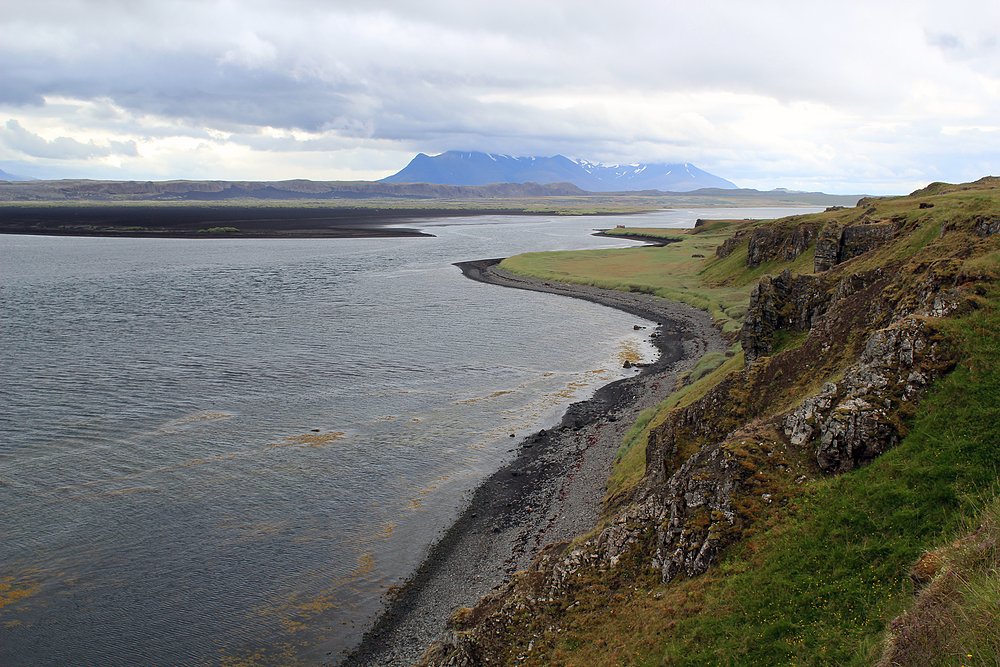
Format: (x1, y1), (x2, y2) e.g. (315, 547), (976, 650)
(416, 177), (1000, 666)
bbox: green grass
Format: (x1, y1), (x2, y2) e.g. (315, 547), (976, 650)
(197, 226), (240, 234)
(638, 279), (1000, 666)
(876, 495), (1000, 666)
(501, 221), (758, 333)
(525, 279), (1000, 667)
(490, 181), (1000, 667)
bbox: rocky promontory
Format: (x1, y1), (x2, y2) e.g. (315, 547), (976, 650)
(416, 177), (1000, 666)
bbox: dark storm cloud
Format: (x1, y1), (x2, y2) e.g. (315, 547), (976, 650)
(0, 48), (363, 133)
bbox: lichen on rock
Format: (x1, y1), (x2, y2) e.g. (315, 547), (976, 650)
(783, 317), (953, 473)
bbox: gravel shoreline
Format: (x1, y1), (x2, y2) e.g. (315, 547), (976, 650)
(338, 259), (727, 667)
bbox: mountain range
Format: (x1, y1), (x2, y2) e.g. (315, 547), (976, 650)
(0, 168), (36, 181)
(380, 151), (738, 192)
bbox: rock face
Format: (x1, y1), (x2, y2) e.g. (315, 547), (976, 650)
(416, 194), (994, 667)
(841, 222), (897, 262)
(974, 215), (1000, 237)
(648, 441), (746, 582)
(739, 277), (784, 365)
(716, 223), (817, 266)
(644, 372), (743, 487)
(745, 227), (783, 266)
(814, 222), (843, 272)
(738, 269), (829, 364)
(784, 318), (952, 473)
(815, 220), (896, 272)
(715, 230), (748, 259)
(782, 224), (816, 262)
(717, 214), (896, 274)
(743, 224), (816, 268)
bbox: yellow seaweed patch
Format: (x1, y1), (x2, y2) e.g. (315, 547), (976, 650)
(233, 521), (288, 541)
(374, 523), (396, 541)
(228, 547), (394, 663)
(266, 431), (347, 448)
(469, 368), (625, 446)
(406, 474), (455, 511)
(454, 389), (516, 405)
(270, 551), (380, 633)
(185, 411), (231, 422)
(182, 452), (237, 466)
(0, 574), (41, 611)
(219, 642), (298, 667)
(614, 338), (649, 366)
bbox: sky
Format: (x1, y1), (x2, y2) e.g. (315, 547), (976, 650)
(1, 1), (998, 194)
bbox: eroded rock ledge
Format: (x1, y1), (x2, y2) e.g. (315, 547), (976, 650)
(417, 208), (986, 667)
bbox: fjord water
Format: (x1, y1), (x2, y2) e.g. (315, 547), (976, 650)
(0, 208), (817, 665)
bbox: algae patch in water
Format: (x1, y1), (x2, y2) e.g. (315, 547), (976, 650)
(0, 573), (41, 612)
(266, 431), (347, 448)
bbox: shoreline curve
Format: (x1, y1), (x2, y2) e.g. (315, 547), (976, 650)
(339, 259), (727, 667)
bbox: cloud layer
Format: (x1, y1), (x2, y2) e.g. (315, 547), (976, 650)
(2, 1), (998, 192)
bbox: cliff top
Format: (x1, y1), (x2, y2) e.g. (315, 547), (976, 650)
(420, 177), (1000, 666)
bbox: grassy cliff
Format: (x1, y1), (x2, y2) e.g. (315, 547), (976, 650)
(420, 177), (1000, 666)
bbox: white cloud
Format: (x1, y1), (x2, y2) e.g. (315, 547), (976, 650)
(1, 0), (998, 191)
(1, 119), (139, 160)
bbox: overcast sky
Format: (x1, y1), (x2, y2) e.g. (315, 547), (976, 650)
(2, 1), (998, 193)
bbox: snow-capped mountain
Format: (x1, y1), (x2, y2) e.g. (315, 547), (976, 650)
(380, 151), (737, 192)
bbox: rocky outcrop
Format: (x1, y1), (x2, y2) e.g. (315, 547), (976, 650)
(645, 372), (746, 486)
(782, 224), (817, 262)
(783, 318), (954, 473)
(715, 230), (748, 259)
(739, 269), (830, 364)
(745, 227), (782, 266)
(716, 223), (818, 265)
(814, 222), (843, 272)
(649, 442), (746, 582)
(815, 220), (897, 272)
(974, 215), (1000, 237)
(841, 222), (897, 262)
(744, 224), (816, 268)
(740, 276), (785, 365)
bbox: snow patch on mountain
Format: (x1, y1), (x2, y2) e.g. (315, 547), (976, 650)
(381, 151), (738, 192)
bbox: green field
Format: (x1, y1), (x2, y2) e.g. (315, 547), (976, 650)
(501, 222), (763, 337)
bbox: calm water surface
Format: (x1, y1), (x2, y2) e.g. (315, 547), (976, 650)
(0, 208), (818, 665)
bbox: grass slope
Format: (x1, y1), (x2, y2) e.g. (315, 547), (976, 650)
(487, 178), (1000, 666)
(501, 221), (762, 337)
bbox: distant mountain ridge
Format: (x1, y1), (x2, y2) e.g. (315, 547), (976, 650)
(381, 151), (738, 192)
(0, 179), (588, 202)
(0, 168), (36, 181)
